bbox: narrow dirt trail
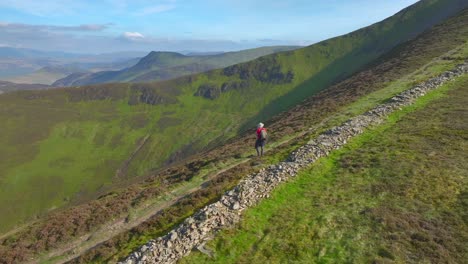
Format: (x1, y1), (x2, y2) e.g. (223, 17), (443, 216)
(33, 122), (317, 264)
(37, 159), (251, 264)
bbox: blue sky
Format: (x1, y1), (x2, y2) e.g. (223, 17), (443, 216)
(0, 0), (419, 53)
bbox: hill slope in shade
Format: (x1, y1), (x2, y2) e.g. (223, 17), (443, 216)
(52, 46), (301, 86)
(0, 0), (466, 233)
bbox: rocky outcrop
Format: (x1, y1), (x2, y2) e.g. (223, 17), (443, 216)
(194, 56), (295, 100)
(128, 85), (178, 105)
(194, 84), (220, 99)
(194, 81), (252, 99)
(119, 62), (467, 264)
(220, 80), (250, 92)
(223, 56), (294, 84)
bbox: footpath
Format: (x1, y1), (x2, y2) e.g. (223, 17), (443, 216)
(119, 62), (468, 264)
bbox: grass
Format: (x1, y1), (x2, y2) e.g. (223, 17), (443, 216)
(181, 75), (468, 264)
(0, 3), (467, 263)
(0, 1), (461, 233)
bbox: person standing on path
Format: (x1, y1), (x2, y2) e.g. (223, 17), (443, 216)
(255, 122), (267, 156)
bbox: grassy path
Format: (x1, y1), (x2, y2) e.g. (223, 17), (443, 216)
(37, 116), (316, 264)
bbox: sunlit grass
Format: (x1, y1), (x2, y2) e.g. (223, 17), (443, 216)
(181, 75), (468, 264)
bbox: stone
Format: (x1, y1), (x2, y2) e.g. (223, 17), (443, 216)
(141, 245), (148, 252)
(170, 231), (178, 241)
(166, 240), (172, 248)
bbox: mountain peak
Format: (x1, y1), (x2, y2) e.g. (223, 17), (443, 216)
(145, 51), (187, 59)
(134, 51), (188, 68)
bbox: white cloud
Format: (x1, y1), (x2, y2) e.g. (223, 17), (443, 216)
(134, 4), (176, 16)
(122, 31), (145, 40)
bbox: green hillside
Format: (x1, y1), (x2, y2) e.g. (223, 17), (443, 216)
(71, 11), (468, 263)
(0, 0), (466, 234)
(182, 72), (468, 264)
(52, 46), (301, 86)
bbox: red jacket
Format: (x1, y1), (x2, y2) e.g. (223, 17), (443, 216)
(256, 128), (266, 140)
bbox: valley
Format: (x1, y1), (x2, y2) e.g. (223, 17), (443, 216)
(0, 1), (467, 263)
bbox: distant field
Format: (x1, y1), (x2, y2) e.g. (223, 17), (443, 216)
(181, 70), (468, 264)
(4, 70), (67, 85)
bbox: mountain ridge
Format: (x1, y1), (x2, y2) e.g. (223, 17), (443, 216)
(52, 46), (302, 86)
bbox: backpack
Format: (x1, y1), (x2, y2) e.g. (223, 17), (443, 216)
(260, 129), (268, 140)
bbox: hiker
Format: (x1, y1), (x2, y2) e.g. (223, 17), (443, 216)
(255, 122), (267, 156)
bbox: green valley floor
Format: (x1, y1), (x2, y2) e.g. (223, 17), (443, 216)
(180, 75), (468, 263)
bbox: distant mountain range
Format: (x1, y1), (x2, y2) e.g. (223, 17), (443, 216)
(3, 57), (141, 85)
(0, 48), (147, 83)
(0, 80), (49, 94)
(52, 46), (301, 87)
(0, 46), (300, 87)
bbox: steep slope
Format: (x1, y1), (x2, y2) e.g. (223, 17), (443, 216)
(182, 70), (468, 264)
(0, 4), (467, 264)
(46, 58), (142, 87)
(0, 0), (466, 237)
(52, 46), (301, 86)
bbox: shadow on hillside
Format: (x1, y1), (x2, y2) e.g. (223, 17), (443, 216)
(237, 48), (380, 134)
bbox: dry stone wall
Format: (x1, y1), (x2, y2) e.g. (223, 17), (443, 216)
(119, 62), (467, 264)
